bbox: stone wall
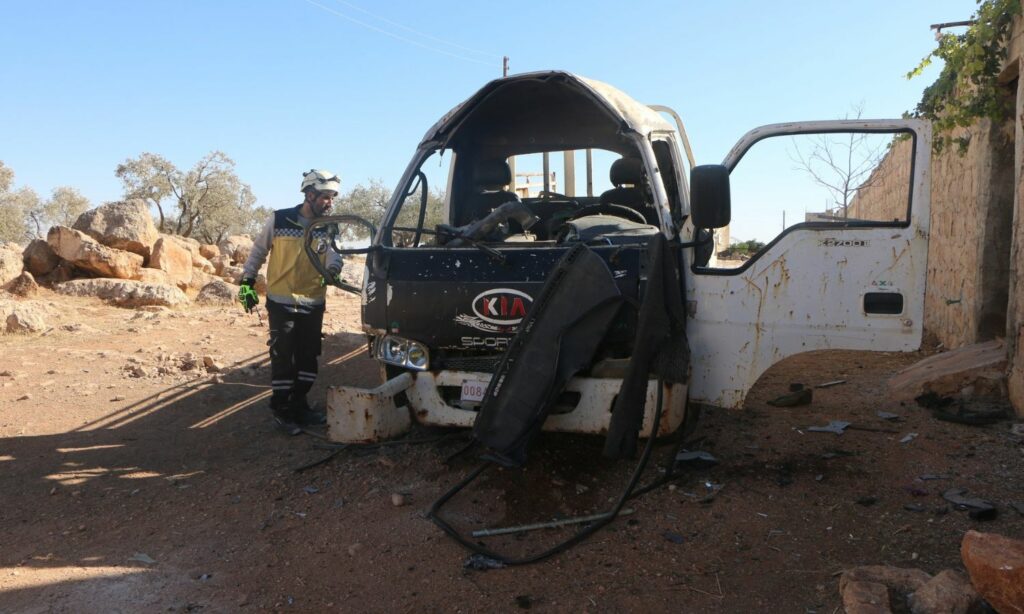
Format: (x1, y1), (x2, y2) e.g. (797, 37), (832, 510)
(848, 121), (1014, 349)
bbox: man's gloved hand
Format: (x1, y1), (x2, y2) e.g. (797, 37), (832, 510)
(321, 265), (342, 288)
(238, 277), (259, 312)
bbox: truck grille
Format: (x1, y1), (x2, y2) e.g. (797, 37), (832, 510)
(438, 354), (503, 373)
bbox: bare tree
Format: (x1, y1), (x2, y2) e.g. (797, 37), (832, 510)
(790, 104), (888, 218)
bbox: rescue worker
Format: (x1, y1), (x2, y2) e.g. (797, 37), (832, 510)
(238, 169), (343, 435)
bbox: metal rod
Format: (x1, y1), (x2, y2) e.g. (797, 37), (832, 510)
(471, 508), (635, 537)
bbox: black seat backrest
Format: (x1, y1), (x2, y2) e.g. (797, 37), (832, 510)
(600, 157), (656, 223)
(467, 159), (519, 221)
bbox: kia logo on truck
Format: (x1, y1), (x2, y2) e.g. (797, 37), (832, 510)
(472, 289), (532, 325)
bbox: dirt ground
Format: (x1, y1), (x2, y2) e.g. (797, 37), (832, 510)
(1, 289), (1023, 613)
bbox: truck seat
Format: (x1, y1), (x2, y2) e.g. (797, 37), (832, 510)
(599, 157), (656, 224)
(468, 159), (519, 221)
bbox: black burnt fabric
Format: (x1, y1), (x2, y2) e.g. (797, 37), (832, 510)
(472, 245), (622, 467)
(603, 233), (689, 460)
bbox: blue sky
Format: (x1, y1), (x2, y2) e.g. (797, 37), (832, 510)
(1, 0), (977, 239)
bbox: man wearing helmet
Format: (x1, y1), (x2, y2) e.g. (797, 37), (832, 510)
(239, 169), (344, 435)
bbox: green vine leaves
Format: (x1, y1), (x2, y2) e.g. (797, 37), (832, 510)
(907, 0), (1022, 154)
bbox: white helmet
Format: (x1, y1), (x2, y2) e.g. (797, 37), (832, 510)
(300, 169), (341, 194)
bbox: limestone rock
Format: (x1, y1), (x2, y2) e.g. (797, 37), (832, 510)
(72, 200), (159, 259)
(133, 268), (174, 286)
(8, 272), (39, 297)
(199, 243), (219, 260)
(889, 340), (1007, 403)
(220, 264), (245, 284)
(164, 234), (202, 260)
(192, 253), (215, 274)
(840, 566), (932, 597)
(22, 239), (59, 276)
(47, 226), (142, 280)
(188, 269), (221, 291)
(0, 243), (23, 287)
(908, 569), (979, 614)
(150, 236), (193, 289)
(56, 279), (189, 308)
(961, 530), (1024, 614)
(218, 235), (254, 265)
(209, 254), (230, 275)
(196, 280), (238, 305)
(841, 580), (891, 614)
(5, 304), (47, 333)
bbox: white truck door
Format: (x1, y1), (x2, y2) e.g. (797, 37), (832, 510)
(686, 119), (931, 408)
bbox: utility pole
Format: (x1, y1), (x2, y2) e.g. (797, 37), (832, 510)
(503, 56), (509, 77)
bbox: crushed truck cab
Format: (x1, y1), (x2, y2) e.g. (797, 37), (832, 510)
(309, 71), (931, 443)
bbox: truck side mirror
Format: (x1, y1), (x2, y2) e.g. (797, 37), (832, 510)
(690, 164), (731, 229)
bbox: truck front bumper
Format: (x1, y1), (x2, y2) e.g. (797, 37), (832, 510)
(326, 370), (688, 443)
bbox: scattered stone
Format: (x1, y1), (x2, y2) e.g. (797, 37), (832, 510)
(73, 200), (159, 259)
(202, 355), (222, 373)
(841, 580), (890, 614)
(17, 394), (31, 401)
(908, 569), (979, 614)
(47, 226), (143, 279)
(6, 305), (47, 333)
(128, 552), (157, 565)
(21, 239), (59, 277)
(7, 271), (39, 297)
(961, 531), (1024, 614)
(196, 280), (238, 305)
(839, 565), (931, 600)
(346, 543), (362, 556)
(391, 493), (406, 507)
(889, 339), (1006, 403)
(56, 279), (189, 308)
(767, 387), (812, 407)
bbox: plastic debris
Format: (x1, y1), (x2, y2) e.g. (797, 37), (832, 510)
(899, 432), (918, 444)
(876, 411), (901, 421)
(674, 450), (719, 469)
(303, 485), (319, 495)
(942, 488), (995, 512)
(807, 420), (851, 435)
(815, 380), (847, 389)
(918, 474), (948, 481)
(662, 531), (685, 544)
(464, 554), (507, 571)
(128, 552), (157, 564)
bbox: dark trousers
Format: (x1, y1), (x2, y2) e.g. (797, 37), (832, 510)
(266, 300), (325, 409)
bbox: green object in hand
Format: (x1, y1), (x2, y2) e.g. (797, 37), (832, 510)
(238, 278), (259, 312)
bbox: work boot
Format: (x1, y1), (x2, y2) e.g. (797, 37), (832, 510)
(269, 400), (302, 436)
(290, 396), (326, 426)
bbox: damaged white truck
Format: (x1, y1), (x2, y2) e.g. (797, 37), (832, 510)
(306, 71), (931, 459)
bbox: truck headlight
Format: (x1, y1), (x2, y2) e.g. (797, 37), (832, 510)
(374, 335), (430, 371)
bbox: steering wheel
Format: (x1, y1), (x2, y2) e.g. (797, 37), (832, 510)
(537, 189), (567, 199)
(568, 203), (648, 225)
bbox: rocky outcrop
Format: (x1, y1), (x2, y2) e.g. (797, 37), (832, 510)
(0, 243), (23, 287)
(72, 200), (159, 259)
(196, 280), (238, 305)
(133, 268), (175, 286)
(47, 226), (142, 280)
(0, 299), (51, 334)
(150, 236), (193, 289)
(8, 272), (39, 297)
(961, 530), (1024, 614)
(188, 269), (221, 291)
(218, 235), (254, 265)
(191, 254), (215, 274)
(22, 239), (59, 276)
(56, 279), (189, 308)
(199, 243), (219, 260)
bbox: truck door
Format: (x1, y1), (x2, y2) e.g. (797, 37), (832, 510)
(686, 119), (931, 408)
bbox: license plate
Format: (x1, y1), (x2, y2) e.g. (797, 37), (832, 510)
(460, 380), (488, 403)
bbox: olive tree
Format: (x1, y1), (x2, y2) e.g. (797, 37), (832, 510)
(116, 151), (259, 240)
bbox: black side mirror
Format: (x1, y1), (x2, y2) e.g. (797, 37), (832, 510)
(690, 164), (731, 229)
